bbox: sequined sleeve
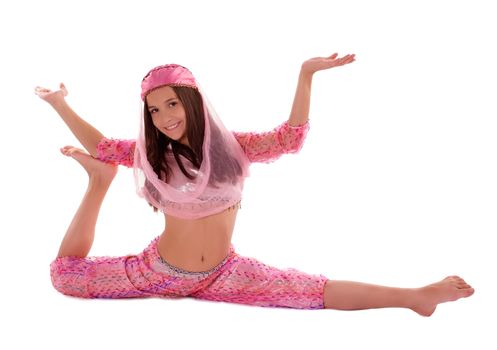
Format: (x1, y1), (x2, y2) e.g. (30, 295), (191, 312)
(96, 137), (136, 168)
(232, 120), (310, 163)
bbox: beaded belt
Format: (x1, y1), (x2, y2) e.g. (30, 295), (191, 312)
(159, 252), (231, 276)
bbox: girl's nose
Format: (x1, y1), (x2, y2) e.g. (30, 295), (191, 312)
(157, 110), (168, 119)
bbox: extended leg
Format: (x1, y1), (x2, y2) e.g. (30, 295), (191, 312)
(191, 253), (329, 309)
(56, 145), (117, 258)
(323, 276), (474, 316)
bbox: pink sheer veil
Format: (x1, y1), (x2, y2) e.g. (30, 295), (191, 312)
(133, 64), (251, 219)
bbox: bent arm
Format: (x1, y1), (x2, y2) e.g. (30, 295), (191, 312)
(233, 120), (310, 163)
(51, 100), (105, 158)
(232, 68), (313, 163)
(289, 52), (355, 125)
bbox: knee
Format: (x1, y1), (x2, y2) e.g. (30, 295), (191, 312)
(50, 257), (92, 298)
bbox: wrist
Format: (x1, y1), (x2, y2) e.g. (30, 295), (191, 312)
(50, 98), (68, 110)
(299, 66), (314, 79)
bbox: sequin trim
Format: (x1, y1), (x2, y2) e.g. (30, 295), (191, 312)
(158, 248), (233, 276)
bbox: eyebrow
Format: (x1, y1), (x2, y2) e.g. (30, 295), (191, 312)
(148, 98), (176, 108)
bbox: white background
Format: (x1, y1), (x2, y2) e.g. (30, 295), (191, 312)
(1, 0), (496, 349)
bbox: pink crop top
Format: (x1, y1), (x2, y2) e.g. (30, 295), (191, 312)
(96, 120), (310, 214)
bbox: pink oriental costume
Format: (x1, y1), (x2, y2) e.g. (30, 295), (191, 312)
(50, 64), (328, 309)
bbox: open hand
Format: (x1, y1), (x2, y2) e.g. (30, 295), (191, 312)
(301, 53), (355, 75)
(34, 83), (68, 105)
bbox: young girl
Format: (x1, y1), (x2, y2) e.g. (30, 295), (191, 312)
(35, 53), (474, 316)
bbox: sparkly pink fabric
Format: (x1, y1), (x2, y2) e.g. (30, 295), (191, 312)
(232, 120), (310, 163)
(136, 63), (253, 219)
(96, 137), (135, 168)
(140, 64), (197, 101)
(50, 236), (328, 309)
(95, 120), (310, 168)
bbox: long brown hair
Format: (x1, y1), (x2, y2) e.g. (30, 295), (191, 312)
(143, 86), (243, 213)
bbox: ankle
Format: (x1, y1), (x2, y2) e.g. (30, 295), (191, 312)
(88, 175), (113, 188)
(405, 287), (422, 310)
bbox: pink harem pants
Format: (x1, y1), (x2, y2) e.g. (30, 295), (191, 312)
(50, 236), (328, 309)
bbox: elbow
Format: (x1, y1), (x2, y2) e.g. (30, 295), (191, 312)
(285, 140), (306, 154)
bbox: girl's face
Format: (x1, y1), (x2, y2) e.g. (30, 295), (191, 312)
(146, 86), (189, 146)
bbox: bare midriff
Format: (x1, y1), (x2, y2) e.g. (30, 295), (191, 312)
(157, 201), (240, 272)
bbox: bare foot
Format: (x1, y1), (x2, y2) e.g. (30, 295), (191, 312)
(60, 145), (118, 184)
(411, 276), (475, 317)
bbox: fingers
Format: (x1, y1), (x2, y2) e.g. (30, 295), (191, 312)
(34, 86), (53, 99)
(338, 53), (355, 62)
(322, 53), (356, 68)
(332, 53), (356, 66)
(34, 84), (68, 100)
(34, 84), (67, 94)
(60, 82), (68, 96)
(34, 86), (51, 94)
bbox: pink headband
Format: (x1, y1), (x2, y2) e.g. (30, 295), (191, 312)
(141, 64), (198, 101)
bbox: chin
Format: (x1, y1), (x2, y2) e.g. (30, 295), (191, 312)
(169, 134), (189, 147)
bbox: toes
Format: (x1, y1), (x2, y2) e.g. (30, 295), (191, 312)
(459, 287), (475, 298)
(444, 275), (460, 281)
(455, 280), (471, 288)
(61, 148), (76, 157)
(444, 276), (474, 292)
(60, 146), (71, 156)
(60, 145), (74, 154)
(446, 275), (465, 284)
(60, 146), (86, 157)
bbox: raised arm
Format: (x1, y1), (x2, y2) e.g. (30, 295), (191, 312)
(34, 83), (105, 158)
(232, 52), (355, 163)
(289, 52), (355, 126)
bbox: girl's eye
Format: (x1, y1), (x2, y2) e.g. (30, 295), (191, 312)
(149, 102), (176, 114)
